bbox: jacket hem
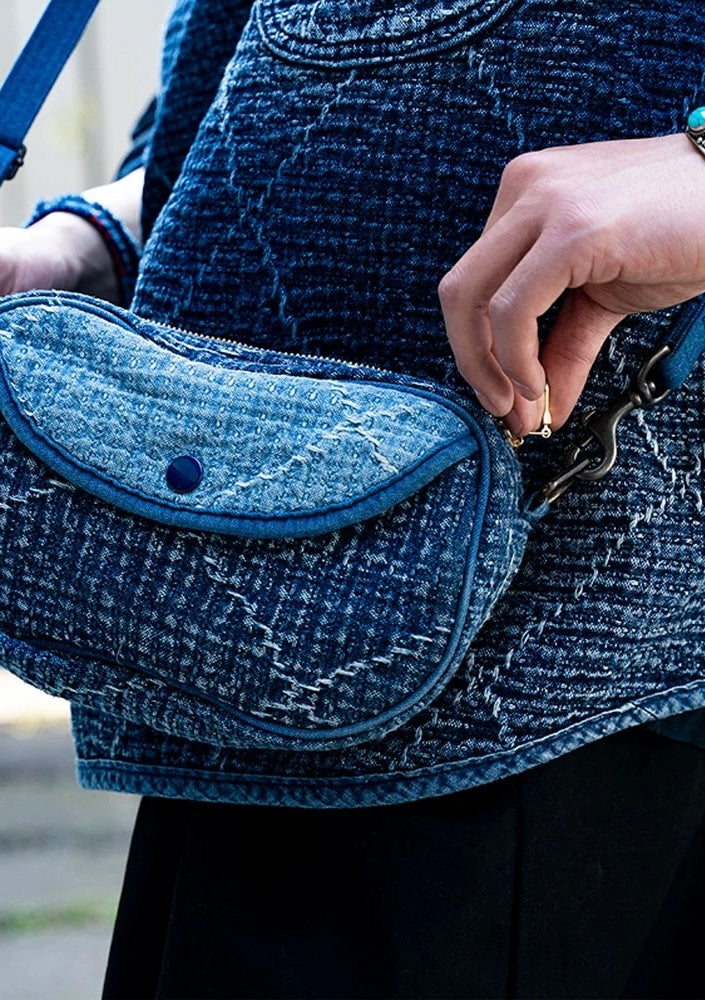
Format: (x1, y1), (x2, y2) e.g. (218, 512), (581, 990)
(75, 680), (705, 808)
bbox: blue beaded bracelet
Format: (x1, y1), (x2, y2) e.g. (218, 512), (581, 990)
(686, 107), (705, 160)
(26, 194), (141, 306)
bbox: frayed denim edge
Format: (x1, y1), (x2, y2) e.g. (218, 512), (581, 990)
(75, 678), (705, 808)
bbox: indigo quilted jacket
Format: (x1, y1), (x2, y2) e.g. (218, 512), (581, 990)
(48, 0), (705, 805)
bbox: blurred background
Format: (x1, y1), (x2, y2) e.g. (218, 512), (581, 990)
(0, 0), (171, 226)
(0, 2), (172, 997)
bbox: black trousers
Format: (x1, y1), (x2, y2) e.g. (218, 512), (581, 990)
(102, 726), (705, 999)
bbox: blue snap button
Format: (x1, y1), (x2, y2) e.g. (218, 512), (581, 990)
(166, 455), (203, 493)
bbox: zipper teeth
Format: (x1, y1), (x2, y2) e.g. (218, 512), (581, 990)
(145, 315), (395, 377)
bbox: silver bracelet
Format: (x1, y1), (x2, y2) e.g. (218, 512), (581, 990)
(686, 107), (705, 160)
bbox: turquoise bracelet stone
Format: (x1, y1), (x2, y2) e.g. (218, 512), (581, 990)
(686, 107), (705, 159)
(687, 106), (705, 134)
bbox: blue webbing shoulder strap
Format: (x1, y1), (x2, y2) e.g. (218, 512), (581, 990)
(0, 0), (100, 186)
(659, 295), (705, 391)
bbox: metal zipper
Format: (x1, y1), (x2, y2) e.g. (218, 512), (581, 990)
(145, 314), (387, 374)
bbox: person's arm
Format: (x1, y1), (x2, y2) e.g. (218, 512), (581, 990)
(0, 168), (144, 304)
(438, 132), (705, 437)
(0, 92), (154, 305)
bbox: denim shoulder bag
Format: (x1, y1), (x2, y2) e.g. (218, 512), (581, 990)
(0, 0), (703, 753)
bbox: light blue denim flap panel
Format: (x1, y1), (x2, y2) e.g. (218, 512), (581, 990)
(0, 290), (528, 752)
(0, 293), (476, 538)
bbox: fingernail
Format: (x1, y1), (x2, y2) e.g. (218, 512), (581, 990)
(474, 389), (506, 418)
(512, 379), (543, 401)
(502, 409), (521, 436)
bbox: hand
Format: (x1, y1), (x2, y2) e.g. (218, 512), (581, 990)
(0, 214), (116, 300)
(0, 168), (144, 303)
(438, 133), (705, 437)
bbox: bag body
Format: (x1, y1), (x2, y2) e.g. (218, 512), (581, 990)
(0, 291), (528, 752)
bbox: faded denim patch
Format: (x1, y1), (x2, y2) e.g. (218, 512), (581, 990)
(0, 293), (477, 538)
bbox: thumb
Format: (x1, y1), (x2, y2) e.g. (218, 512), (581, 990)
(540, 288), (625, 428)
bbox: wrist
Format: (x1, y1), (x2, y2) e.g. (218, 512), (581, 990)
(24, 212), (115, 300)
(26, 194), (141, 305)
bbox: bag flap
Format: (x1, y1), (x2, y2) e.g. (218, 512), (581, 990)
(0, 292), (478, 539)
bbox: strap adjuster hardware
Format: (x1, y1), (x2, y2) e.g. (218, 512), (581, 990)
(5, 143), (27, 180)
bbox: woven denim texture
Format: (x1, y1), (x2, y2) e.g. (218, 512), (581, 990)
(0, 292), (525, 750)
(0, 293), (476, 534)
(63, 0), (705, 804)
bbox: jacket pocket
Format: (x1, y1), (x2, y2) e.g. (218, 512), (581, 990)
(254, 0), (526, 68)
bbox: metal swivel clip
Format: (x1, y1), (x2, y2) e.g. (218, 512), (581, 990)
(541, 344), (672, 505)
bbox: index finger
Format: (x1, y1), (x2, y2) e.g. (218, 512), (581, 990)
(438, 210), (543, 413)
